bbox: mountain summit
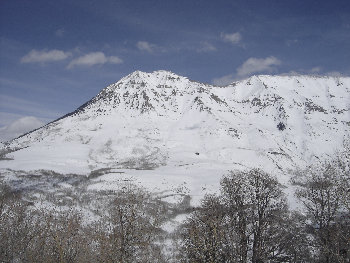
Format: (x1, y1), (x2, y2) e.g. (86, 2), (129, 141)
(1, 71), (349, 193)
(68, 70), (215, 117)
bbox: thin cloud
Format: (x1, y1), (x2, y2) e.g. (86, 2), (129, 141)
(197, 41), (217, 52)
(221, 32), (242, 45)
(286, 39), (298, 47)
(21, 49), (71, 63)
(136, 41), (155, 53)
(212, 56), (282, 86)
(55, 28), (65, 37)
(67, 52), (123, 69)
(0, 116), (44, 142)
(0, 95), (61, 119)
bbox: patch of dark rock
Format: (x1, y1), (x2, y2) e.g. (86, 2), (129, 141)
(277, 122), (286, 131)
(88, 168), (113, 179)
(268, 151), (285, 155)
(304, 99), (327, 114)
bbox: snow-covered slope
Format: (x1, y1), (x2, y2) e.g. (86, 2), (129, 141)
(1, 70), (349, 202)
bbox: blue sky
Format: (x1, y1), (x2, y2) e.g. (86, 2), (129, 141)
(0, 0), (350, 138)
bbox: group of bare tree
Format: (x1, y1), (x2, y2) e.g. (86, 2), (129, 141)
(1, 145), (349, 262)
(181, 146), (350, 263)
(0, 185), (167, 263)
(291, 152), (350, 262)
(180, 169), (307, 262)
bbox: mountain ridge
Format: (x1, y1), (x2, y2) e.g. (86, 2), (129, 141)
(9, 70), (349, 141)
(1, 71), (349, 187)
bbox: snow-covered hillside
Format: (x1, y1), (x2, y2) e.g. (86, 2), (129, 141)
(1, 70), (349, 203)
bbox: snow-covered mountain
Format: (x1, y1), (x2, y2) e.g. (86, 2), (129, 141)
(1, 70), (349, 202)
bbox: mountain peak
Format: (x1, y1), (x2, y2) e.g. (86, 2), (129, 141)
(121, 70), (184, 82)
(60, 72), (350, 120)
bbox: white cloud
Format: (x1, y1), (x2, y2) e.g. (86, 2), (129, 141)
(325, 71), (343, 77)
(21, 49), (71, 63)
(0, 116), (44, 142)
(67, 52), (123, 69)
(236, 56), (281, 78)
(310, 67), (322, 73)
(197, 41), (217, 52)
(281, 68), (347, 77)
(221, 32), (242, 45)
(280, 67), (321, 76)
(136, 41), (155, 53)
(108, 56), (123, 64)
(212, 56), (282, 86)
(283, 71), (301, 76)
(0, 112), (26, 127)
(212, 74), (236, 86)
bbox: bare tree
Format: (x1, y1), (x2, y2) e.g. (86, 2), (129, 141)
(0, 185), (36, 262)
(0, 183), (165, 263)
(92, 185), (165, 263)
(223, 169), (290, 263)
(180, 194), (230, 262)
(181, 169), (294, 263)
(292, 156), (350, 263)
(27, 209), (91, 263)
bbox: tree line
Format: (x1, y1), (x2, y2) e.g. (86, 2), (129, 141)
(181, 144), (349, 262)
